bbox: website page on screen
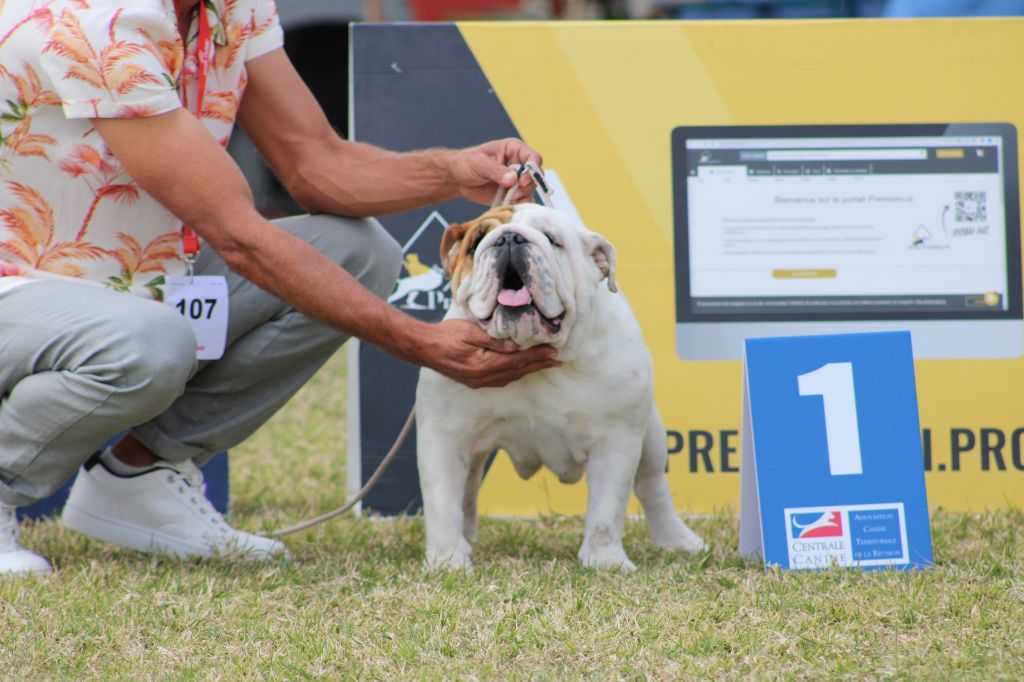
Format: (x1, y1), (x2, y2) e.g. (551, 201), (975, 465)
(684, 135), (1008, 319)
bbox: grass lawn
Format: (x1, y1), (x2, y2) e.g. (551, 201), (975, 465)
(2, 351), (1022, 679)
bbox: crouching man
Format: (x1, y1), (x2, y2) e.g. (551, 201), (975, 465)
(0, 0), (555, 574)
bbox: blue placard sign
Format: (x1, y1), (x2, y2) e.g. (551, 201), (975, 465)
(739, 331), (933, 570)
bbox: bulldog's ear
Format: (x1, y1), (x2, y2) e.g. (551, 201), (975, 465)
(590, 235), (618, 293)
(440, 223), (469, 279)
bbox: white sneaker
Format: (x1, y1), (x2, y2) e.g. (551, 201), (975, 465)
(62, 455), (288, 560)
(0, 505), (53, 576)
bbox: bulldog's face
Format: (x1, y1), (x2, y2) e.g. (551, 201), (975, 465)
(441, 205), (617, 348)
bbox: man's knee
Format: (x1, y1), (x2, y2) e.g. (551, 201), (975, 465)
(358, 219), (402, 299)
(276, 214), (402, 300)
(114, 305), (197, 413)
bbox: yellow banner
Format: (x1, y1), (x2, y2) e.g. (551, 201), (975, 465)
(454, 18), (1024, 514)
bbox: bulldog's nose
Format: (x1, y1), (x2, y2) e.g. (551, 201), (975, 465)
(494, 232), (527, 247)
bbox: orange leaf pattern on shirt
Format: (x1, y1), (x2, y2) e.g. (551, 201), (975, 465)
(44, 8), (162, 97)
(108, 231), (180, 275)
(115, 103), (160, 117)
(0, 63), (61, 165)
(0, 181), (105, 277)
(137, 26), (183, 88)
(59, 143), (140, 239)
(213, 0), (248, 71)
(201, 89), (238, 124)
(250, 0), (278, 40)
(0, 1), (63, 51)
(105, 230), (180, 297)
(1, 62), (61, 109)
(0, 0), (283, 298)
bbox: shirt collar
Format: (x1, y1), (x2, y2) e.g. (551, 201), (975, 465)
(204, 0), (229, 47)
(169, 0), (229, 48)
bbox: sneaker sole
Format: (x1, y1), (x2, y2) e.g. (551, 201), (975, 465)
(0, 553), (53, 576)
(62, 503), (215, 558)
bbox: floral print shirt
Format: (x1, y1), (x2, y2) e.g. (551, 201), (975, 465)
(0, 0), (283, 299)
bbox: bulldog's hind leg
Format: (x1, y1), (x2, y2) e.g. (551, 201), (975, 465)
(416, 433), (474, 570)
(578, 434), (640, 571)
(634, 409), (707, 553)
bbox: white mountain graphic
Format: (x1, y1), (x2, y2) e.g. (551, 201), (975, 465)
(387, 211), (452, 312)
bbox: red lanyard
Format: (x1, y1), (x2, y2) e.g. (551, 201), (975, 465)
(181, 2), (213, 268)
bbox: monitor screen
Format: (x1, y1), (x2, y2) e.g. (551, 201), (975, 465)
(672, 123), (1021, 359)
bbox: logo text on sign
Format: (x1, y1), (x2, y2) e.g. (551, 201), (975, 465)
(785, 503), (909, 568)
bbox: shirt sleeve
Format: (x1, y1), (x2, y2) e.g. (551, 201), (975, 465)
(245, 0), (285, 62)
(40, 5), (183, 120)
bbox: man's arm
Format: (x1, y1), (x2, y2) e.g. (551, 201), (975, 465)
(92, 110), (557, 388)
(235, 48), (539, 216)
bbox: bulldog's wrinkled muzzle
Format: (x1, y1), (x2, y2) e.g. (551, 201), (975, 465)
(493, 232), (534, 308)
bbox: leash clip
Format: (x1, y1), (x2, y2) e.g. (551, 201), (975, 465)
(491, 160), (554, 209)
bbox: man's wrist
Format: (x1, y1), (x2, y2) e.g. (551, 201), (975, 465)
(424, 148), (459, 200)
(380, 309), (435, 366)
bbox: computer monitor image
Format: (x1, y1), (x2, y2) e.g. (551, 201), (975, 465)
(672, 123), (1022, 360)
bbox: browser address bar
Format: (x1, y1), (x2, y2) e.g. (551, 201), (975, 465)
(765, 148), (928, 161)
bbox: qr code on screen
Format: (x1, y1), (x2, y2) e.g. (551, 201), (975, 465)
(955, 191), (987, 223)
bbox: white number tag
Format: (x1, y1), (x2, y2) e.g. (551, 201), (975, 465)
(164, 275), (229, 360)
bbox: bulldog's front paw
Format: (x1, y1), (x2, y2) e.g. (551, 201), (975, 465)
(649, 516), (707, 554)
(424, 537), (473, 571)
(578, 544), (637, 572)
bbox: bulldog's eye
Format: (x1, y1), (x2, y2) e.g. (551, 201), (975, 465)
(468, 236), (484, 255)
(544, 231), (561, 248)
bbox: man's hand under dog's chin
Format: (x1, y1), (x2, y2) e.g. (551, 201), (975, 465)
(414, 319), (560, 389)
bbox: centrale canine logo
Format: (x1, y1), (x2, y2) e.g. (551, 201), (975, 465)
(790, 511), (843, 539)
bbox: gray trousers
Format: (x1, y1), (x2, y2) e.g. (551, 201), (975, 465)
(0, 214), (401, 507)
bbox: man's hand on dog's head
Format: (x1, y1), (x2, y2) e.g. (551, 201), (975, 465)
(449, 138), (543, 206)
(419, 319), (560, 389)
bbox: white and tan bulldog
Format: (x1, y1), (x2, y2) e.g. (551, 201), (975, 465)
(415, 204), (706, 570)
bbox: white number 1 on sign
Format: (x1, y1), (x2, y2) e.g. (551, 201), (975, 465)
(797, 362), (864, 476)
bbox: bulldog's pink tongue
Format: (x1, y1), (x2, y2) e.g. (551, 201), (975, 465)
(498, 287), (532, 307)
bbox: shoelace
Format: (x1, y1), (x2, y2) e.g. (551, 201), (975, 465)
(164, 465), (226, 530)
